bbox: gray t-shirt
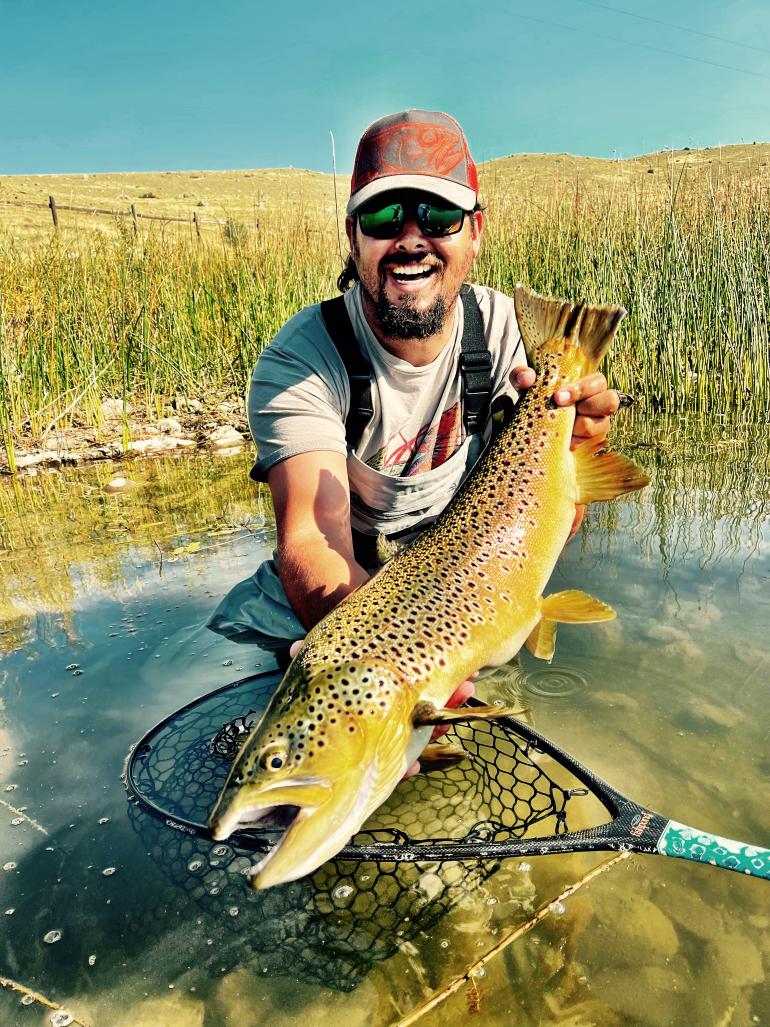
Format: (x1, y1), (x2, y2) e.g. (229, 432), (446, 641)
(248, 283), (525, 496)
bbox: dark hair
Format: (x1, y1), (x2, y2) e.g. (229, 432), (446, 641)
(337, 201), (485, 293)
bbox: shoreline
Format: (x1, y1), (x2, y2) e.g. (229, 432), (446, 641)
(1, 399), (252, 476)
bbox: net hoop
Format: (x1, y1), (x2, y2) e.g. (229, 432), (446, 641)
(124, 670), (625, 862)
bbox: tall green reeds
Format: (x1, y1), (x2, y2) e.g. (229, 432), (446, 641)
(1, 169), (768, 468)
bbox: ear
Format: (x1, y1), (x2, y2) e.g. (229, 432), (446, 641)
(345, 216), (355, 250)
(469, 209), (483, 258)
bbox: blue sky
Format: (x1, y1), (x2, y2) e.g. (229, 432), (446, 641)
(2, 0), (769, 174)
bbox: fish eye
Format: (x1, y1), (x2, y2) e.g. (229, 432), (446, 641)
(260, 746), (288, 772)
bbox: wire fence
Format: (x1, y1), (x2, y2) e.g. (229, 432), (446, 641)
(0, 195), (247, 238)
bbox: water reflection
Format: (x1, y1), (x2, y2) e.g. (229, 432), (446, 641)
(0, 423), (768, 1025)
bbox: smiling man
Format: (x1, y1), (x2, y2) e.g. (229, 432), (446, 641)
(208, 110), (620, 661)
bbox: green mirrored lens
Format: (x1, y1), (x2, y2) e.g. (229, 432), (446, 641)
(359, 203), (404, 237)
(418, 203), (464, 235)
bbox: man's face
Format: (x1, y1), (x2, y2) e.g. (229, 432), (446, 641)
(345, 191), (483, 342)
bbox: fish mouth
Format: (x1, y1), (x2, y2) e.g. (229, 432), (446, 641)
(209, 778), (329, 843)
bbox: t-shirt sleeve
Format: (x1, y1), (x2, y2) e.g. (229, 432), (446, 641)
(247, 306), (350, 481)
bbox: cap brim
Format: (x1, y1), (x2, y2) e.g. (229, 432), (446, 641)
(346, 175), (477, 215)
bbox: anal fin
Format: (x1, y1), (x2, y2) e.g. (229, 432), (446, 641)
(525, 619), (557, 661)
(573, 436), (650, 504)
(541, 590), (616, 623)
(525, 590), (616, 663)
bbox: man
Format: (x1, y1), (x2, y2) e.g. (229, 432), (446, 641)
(209, 109), (621, 665)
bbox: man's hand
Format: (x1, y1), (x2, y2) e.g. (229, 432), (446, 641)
(511, 367), (621, 448)
(403, 673), (478, 779)
(289, 642), (477, 781)
(511, 368), (622, 542)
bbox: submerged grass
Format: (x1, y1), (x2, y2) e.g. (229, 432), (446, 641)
(1, 168), (768, 467)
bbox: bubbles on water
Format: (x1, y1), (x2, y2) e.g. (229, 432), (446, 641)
(50, 692), (60, 699)
(521, 666), (587, 703)
(50, 1012), (73, 1026)
(439, 939), (449, 949)
(472, 966), (486, 978)
(97, 817), (110, 825)
(21, 994), (35, 1006)
(43, 929), (62, 944)
(72, 670), (83, 677)
(550, 900), (567, 917)
(517, 861), (532, 873)
(88, 954), (97, 966)
(102, 867), (117, 877)
(10, 818), (24, 827)
(222, 659), (233, 667)
(228, 906), (239, 918)
(212, 844), (230, 857)
(3, 862), (17, 871)
(4, 784), (17, 792)
(187, 859), (203, 873)
(65, 664), (79, 672)
(332, 884), (354, 903)
(16, 759), (28, 767)
(5, 908), (15, 916)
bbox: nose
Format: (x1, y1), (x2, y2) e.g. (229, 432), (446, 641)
(394, 213), (428, 250)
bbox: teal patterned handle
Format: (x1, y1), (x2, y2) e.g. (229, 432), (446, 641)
(656, 819), (770, 880)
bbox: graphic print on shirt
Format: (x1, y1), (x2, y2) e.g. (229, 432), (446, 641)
(365, 401), (463, 476)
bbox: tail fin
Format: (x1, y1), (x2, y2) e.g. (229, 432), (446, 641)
(514, 284), (626, 375)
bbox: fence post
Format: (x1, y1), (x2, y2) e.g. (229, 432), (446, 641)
(193, 211), (202, 242)
(49, 195), (59, 230)
(130, 204), (138, 236)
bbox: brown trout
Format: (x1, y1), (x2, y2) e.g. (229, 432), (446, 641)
(209, 284), (649, 888)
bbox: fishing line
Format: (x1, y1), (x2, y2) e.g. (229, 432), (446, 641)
(505, 5), (770, 83)
(574, 0), (770, 58)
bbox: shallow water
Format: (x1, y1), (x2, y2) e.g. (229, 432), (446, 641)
(0, 417), (768, 1026)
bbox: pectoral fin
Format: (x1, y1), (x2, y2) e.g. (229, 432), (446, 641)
(573, 436), (650, 504)
(525, 590), (616, 662)
(413, 702), (522, 727)
(419, 741), (469, 772)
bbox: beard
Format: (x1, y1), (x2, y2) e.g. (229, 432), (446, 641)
(371, 290), (447, 340)
(352, 245), (451, 340)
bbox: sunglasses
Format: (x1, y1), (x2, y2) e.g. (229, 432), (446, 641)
(358, 197), (468, 239)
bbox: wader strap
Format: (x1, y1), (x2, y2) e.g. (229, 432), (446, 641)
(320, 287), (493, 449)
(320, 296), (374, 449)
(459, 284), (493, 435)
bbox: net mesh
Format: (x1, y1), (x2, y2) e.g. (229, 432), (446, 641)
(125, 670), (594, 991)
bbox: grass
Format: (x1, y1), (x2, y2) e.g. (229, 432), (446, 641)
(0, 145), (768, 469)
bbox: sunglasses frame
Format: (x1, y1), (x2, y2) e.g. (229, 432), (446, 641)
(357, 195), (469, 240)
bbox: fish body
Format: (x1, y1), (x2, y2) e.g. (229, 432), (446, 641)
(209, 285), (650, 888)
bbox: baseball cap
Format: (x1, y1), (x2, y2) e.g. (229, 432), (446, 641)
(346, 110), (478, 216)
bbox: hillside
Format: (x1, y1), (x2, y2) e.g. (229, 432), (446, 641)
(1, 143), (768, 241)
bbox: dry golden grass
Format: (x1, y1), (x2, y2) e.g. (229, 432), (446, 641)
(2, 143), (768, 242)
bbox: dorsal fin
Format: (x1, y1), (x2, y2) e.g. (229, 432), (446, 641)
(514, 284), (626, 375)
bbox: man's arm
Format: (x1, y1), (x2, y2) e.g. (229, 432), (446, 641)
(268, 451), (369, 631)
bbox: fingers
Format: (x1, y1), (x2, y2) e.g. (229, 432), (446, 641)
(403, 760), (421, 780)
(289, 639), (304, 658)
(510, 366), (536, 390)
(570, 414), (612, 448)
(554, 372), (612, 408)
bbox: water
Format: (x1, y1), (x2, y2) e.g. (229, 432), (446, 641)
(0, 419), (768, 1026)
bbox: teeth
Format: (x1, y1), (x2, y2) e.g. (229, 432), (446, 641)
(391, 266), (433, 279)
